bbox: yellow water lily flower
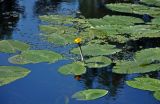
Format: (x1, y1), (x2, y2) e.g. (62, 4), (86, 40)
(74, 37), (81, 44)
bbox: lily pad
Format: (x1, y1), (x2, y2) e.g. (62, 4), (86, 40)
(140, 0), (160, 7)
(126, 77), (160, 101)
(126, 77), (160, 91)
(9, 50), (63, 64)
(113, 61), (160, 74)
(72, 89), (108, 100)
(0, 66), (30, 86)
(89, 15), (143, 26)
(85, 56), (112, 68)
(58, 62), (86, 75)
(39, 15), (74, 24)
(150, 17), (160, 25)
(0, 40), (30, 53)
(71, 43), (121, 56)
(135, 48), (160, 64)
(106, 3), (160, 17)
(154, 91), (160, 101)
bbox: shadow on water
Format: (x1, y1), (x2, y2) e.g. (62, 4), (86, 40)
(0, 0), (23, 39)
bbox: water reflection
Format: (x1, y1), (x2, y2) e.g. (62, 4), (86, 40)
(79, 67), (125, 99)
(34, 0), (79, 15)
(0, 0), (22, 39)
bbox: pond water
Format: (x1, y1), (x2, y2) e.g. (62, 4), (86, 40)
(0, 0), (160, 104)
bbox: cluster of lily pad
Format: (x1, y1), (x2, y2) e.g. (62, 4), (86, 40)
(0, 40), (64, 86)
(0, 40), (108, 100)
(38, 0), (160, 101)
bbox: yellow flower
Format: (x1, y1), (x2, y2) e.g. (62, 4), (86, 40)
(74, 37), (81, 44)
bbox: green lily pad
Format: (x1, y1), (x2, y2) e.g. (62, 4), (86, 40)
(113, 61), (160, 74)
(135, 48), (160, 64)
(126, 77), (160, 91)
(106, 3), (160, 17)
(39, 15), (74, 24)
(0, 66), (30, 86)
(40, 25), (77, 45)
(140, 0), (160, 7)
(58, 62), (86, 75)
(9, 50), (63, 64)
(154, 91), (160, 101)
(71, 44), (121, 56)
(72, 89), (108, 100)
(126, 77), (160, 101)
(150, 17), (160, 26)
(85, 56), (112, 68)
(0, 40), (30, 53)
(89, 15), (143, 26)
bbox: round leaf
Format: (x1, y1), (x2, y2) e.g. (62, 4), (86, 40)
(113, 61), (160, 74)
(0, 66), (30, 86)
(72, 89), (108, 100)
(71, 44), (121, 56)
(0, 40), (30, 53)
(58, 62), (86, 75)
(154, 91), (160, 101)
(85, 56), (112, 68)
(9, 50), (63, 64)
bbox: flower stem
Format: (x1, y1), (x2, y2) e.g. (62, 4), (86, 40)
(78, 44), (84, 62)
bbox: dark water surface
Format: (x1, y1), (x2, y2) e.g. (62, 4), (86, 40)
(0, 0), (160, 104)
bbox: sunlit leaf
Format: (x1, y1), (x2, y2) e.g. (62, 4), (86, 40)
(9, 50), (63, 64)
(140, 0), (160, 7)
(58, 62), (86, 75)
(72, 89), (108, 100)
(113, 61), (160, 74)
(0, 66), (30, 86)
(89, 15), (143, 26)
(135, 48), (160, 64)
(39, 15), (74, 24)
(106, 3), (160, 17)
(71, 43), (121, 56)
(85, 56), (112, 68)
(154, 91), (160, 101)
(0, 40), (30, 53)
(126, 77), (160, 101)
(150, 17), (160, 26)
(126, 77), (160, 91)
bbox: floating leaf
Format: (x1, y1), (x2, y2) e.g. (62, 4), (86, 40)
(39, 15), (90, 28)
(40, 25), (77, 35)
(135, 48), (160, 64)
(113, 61), (160, 74)
(85, 56), (112, 68)
(106, 3), (160, 17)
(9, 50), (63, 64)
(154, 91), (160, 101)
(72, 89), (108, 100)
(40, 25), (78, 45)
(150, 17), (160, 26)
(58, 62), (86, 75)
(89, 15), (143, 26)
(126, 77), (160, 101)
(140, 0), (160, 7)
(39, 15), (74, 24)
(0, 66), (30, 86)
(126, 77), (160, 91)
(71, 44), (121, 56)
(0, 40), (30, 53)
